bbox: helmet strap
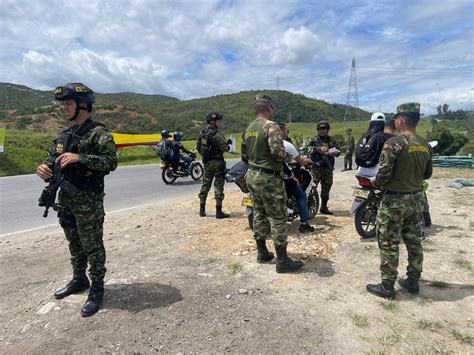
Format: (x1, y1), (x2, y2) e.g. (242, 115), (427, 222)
(68, 100), (89, 121)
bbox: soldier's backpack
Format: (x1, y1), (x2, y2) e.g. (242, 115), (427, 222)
(157, 139), (174, 161)
(198, 129), (216, 159)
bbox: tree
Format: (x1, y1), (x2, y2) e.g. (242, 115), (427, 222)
(442, 104), (449, 116)
(436, 105), (442, 116)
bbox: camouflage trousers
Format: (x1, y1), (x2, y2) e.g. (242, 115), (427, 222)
(311, 166), (333, 200)
(198, 159), (226, 205)
(376, 192), (424, 285)
(58, 190), (107, 282)
(344, 153), (353, 169)
(246, 169), (288, 246)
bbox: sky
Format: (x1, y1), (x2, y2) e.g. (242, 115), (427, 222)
(1, 0), (473, 114)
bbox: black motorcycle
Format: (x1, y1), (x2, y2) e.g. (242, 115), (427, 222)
(161, 153), (203, 184)
(350, 175), (431, 239)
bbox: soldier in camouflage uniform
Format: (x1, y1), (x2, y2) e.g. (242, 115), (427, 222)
(306, 119), (340, 214)
(341, 128), (355, 171)
(242, 95), (304, 273)
(366, 102), (432, 300)
(196, 111), (231, 219)
(36, 83), (117, 316)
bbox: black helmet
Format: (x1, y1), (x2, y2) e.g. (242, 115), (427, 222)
(54, 83), (95, 105)
(161, 129), (170, 139)
(206, 111), (223, 122)
(316, 119), (330, 130)
(174, 131), (183, 141)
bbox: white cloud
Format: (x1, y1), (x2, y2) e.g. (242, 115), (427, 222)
(0, 0), (472, 113)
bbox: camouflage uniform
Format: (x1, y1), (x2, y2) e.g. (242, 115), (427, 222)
(46, 118), (117, 282)
(307, 135), (339, 201)
(196, 127), (229, 205)
(373, 103), (432, 287)
(242, 117), (292, 245)
(343, 130), (355, 170)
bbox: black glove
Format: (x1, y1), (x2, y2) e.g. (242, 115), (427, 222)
(226, 138), (232, 145)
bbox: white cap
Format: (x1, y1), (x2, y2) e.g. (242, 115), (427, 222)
(370, 112), (385, 121)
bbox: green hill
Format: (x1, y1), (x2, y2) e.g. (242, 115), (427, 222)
(0, 83), (371, 138)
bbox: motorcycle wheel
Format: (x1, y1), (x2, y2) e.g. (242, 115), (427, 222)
(162, 166), (177, 184)
(307, 188), (319, 220)
(191, 162), (203, 180)
(354, 197), (378, 238)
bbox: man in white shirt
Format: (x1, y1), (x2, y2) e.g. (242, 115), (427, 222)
(279, 123), (315, 233)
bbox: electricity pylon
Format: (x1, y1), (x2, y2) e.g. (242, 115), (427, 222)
(343, 57), (360, 121)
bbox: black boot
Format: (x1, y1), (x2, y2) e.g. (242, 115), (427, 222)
(366, 283), (395, 300)
(398, 277), (419, 294)
(54, 272), (90, 299)
(319, 199), (334, 215)
(255, 238), (274, 263)
(298, 222), (315, 233)
(199, 202), (206, 217)
(216, 205), (230, 219)
(80, 281), (104, 317)
(275, 244), (304, 273)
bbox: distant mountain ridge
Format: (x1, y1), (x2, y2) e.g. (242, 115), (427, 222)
(0, 82), (370, 137)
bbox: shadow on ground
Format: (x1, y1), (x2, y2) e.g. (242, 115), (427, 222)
(397, 280), (474, 302)
(104, 282), (183, 313)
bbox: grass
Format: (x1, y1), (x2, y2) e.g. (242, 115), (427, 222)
(378, 300), (399, 313)
(227, 262), (243, 273)
(413, 297), (433, 306)
(416, 319), (442, 331)
(348, 311), (370, 327)
(450, 328), (474, 346)
(453, 257), (473, 272)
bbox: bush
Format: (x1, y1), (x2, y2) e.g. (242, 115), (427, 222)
(427, 126), (468, 155)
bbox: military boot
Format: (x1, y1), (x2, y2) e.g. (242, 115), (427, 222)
(275, 244), (304, 273)
(319, 199), (334, 215)
(398, 277), (419, 294)
(255, 238), (274, 263)
(366, 282), (395, 300)
(216, 205), (230, 219)
(80, 281), (104, 317)
(54, 272), (90, 299)
(199, 202), (206, 217)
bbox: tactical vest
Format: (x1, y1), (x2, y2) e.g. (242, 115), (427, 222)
(243, 119), (282, 171)
(311, 135), (336, 169)
(198, 127), (224, 162)
(383, 134), (431, 192)
(55, 118), (107, 193)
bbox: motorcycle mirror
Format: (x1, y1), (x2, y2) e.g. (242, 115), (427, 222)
(428, 140), (438, 148)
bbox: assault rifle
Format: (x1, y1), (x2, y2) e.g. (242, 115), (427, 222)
(38, 163), (79, 217)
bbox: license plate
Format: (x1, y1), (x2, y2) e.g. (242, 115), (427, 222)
(353, 188), (369, 199)
(160, 161), (165, 168)
(241, 197), (253, 207)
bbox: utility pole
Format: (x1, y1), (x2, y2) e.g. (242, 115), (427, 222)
(343, 57), (360, 121)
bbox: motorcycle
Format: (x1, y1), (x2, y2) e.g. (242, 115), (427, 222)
(350, 177), (431, 239)
(160, 153), (203, 184)
(225, 161), (319, 230)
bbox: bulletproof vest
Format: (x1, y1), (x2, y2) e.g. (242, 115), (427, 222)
(243, 119), (282, 171)
(55, 118), (106, 192)
(311, 135), (335, 168)
(199, 127), (224, 162)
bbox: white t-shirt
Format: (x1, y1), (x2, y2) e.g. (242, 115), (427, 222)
(283, 140), (299, 163)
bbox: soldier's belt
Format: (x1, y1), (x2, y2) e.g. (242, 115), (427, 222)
(248, 165), (280, 176)
(384, 190), (421, 195)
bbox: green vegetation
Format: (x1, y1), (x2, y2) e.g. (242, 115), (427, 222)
(416, 319), (442, 331)
(347, 311), (369, 327)
(453, 257), (473, 272)
(450, 328), (474, 346)
(227, 262), (243, 273)
(377, 300), (399, 313)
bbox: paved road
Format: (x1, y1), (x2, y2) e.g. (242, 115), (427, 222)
(0, 164), (210, 236)
(1, 157), (344, 236)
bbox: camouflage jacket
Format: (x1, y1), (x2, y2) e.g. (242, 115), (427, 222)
(45, 118), (117, 190)
(304, 135), (340, 169)
(196, 126), (229, 161)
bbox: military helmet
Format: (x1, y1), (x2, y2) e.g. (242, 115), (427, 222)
(316, 119), (330, 130)
(206, 111), (223, 122)
(54, 83), (95, 104)
(161, 129), (170, 139)
(173, 131), (183, 141)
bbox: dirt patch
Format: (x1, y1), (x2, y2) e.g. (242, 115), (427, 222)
(0, 167), (473, 353)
